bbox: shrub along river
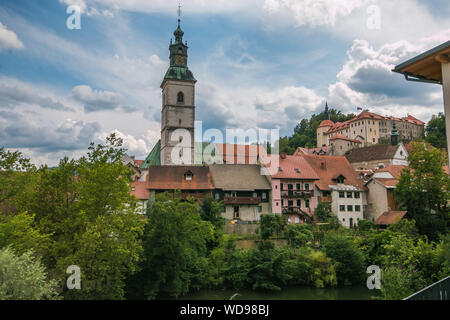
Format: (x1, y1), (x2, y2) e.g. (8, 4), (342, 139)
(183, 286), (381, 300)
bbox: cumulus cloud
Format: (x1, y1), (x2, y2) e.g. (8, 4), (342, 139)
(98, 129), (149, 158)
(263, 0), (375, 27)
(0, 21), (24, 52)
(72, 85), (133, 113)
(0, 77), (74, 111)
(328, 32), (448, 118)
(0, 116), (101, 153)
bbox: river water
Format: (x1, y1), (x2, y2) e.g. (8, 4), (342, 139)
(183, 286), (381, 300)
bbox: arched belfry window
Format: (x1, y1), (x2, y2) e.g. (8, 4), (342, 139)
(177, 91), (184, 103)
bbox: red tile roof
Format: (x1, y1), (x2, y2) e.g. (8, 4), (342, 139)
(375, 211), (407, 225)
(319, 120), (334, 128)
(130, 181), (149, 200)
(147, 165), (214, 190)
(134, 160), (144, 167)
(375, 165), (407, 179)
(213, 143), (265, 164)
(273, 155), (320, 180)
(404, 114), (425, 125)
(294, 146), (331, 155)
(301, 154), (367, 191)
(329, 134), (362, 144)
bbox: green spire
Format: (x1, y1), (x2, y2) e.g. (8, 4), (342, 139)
(162, 17), (196, 84)
(174, 19), (184, 43)
(391, 121), (399, 146)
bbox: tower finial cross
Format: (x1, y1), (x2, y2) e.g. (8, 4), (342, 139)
(178, 1), (182, 22)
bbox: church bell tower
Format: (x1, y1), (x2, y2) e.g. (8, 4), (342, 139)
(160, 16), (196, 165)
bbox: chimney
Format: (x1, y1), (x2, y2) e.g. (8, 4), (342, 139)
(280, 152), (287, 159)
(130, 155), (135, 160)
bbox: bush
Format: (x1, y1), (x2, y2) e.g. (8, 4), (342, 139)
(0, 247), (60, 300)
(323, 232), (365, 286)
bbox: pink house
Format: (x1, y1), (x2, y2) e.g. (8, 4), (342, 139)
(270, 154), (320, 223)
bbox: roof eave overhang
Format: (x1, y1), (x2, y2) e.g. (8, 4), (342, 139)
(392, 40), (450, 85)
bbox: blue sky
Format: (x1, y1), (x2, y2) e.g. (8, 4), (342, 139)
(0, 0), (449, 166)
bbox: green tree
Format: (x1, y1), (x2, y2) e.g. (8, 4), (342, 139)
(0, 247), (60, 300)
(247, 241), (291, 291)
(425, 113), (447, 150)
(0, 212), (51, 256)
(0, 148), (37, 213)
(284, 224), (313, 247)
(315, 202), (332, 222)
(138, 193), (214, 299)
(308, 250), (337, 288)
(16, 134), (146, 300)
(395, 142), (450, 240)
(259, 214), (286, 240)
(379, 265), (426, 300)
(323, 232), (365, 285)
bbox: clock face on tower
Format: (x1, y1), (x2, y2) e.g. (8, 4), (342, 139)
(175, 55), (185, 65)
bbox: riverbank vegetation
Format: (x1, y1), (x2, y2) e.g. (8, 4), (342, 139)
(0, 136), (449, 300)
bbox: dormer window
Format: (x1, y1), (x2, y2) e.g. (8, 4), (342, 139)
(177, 92), (184, 103)
(333, 174), (346, 184)
(184, 171), (193, 181)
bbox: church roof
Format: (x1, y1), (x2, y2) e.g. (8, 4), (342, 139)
(163, 66), (196, 83)
(141, 140), (161, 168)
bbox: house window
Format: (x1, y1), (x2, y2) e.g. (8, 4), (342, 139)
(253, 192), (257, 198)
(297, 199), (301, 207)
(184, 171), (193, 181)
(296, 183), (301, 190)
(305, 183), (309, 191)
(355, 205), (361, 212)
(339, 191), (345, 198)
(305, 199), (310, 208)
(257, 206), (262, 213)
(354, 192), (360, 199)
(262, 192), (267, 200)
(215, 193), (220, 200)
(347, 192), (352, 198)
(280, 183), (284, 190)
(177, 91), (184, 103)
(347, 205), (353, 212)
(340, 205), (345, 211)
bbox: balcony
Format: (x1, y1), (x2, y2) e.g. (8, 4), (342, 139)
(281, 190), (314, 198)
(224, 196), (261, 205)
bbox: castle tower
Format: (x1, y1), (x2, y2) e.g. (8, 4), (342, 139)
(160, 17), (197, 165)
(317, 102), (333, 148)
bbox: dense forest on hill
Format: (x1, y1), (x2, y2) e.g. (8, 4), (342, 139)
(278, 108), (356, 154)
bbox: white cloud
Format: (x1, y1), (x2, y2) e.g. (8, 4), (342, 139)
(0, 21), (23, 52)
(97, 129), (150, 158)
(263, 0), (375, 27)
(328, 31), (448, 120)
(0, 77), (74, 111)
(72, 85), (128, 112)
